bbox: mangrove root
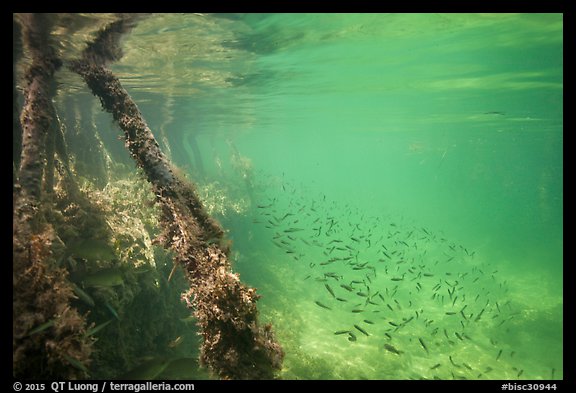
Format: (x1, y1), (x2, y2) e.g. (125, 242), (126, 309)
(69, 15), (284, 379)
(13, 13), (93, 379)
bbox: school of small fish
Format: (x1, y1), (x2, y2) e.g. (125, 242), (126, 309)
(247, 176), (552, 380)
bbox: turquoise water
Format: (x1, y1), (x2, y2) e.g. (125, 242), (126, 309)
(57, 13), (563, 379)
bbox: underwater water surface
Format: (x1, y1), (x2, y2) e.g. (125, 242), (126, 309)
(45, 13), (563, 380)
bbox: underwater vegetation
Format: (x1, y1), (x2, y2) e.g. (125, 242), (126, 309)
(13, 13), (282, 380)
(12, 13), (562, 381)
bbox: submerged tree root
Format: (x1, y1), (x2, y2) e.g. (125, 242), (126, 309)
(69, 16), (284, 379)
(13, 13), (93, 379)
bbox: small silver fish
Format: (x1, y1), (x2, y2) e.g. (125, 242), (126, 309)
(383, 344), (403, 355)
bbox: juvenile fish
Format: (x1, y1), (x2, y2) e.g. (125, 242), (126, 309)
(449, 355), (460, 368)
(314, 301), (331, 310)
(475, 308), (485, 321)
(354, 324), (370, 336)
(334, 330), (352, 335)
(383, 344), (403, 355)
(81, 268), (124, 288)
(325, 284), (335, 298)
(105, 302), (120, 320)
(418, 337), (429, 354)
(283, 228), (304, 233)
(71, 283), (95, 307)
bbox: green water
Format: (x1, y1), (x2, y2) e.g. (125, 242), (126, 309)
(65, 13), (563, 379)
